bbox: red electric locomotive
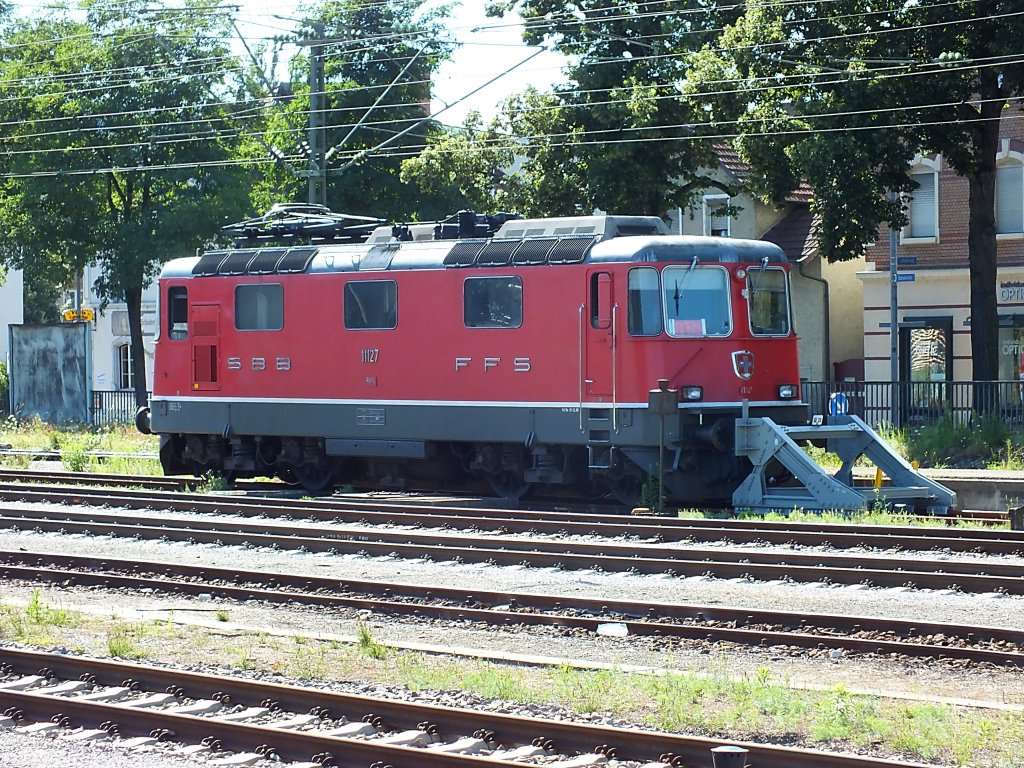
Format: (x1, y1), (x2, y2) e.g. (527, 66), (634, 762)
(139, 207), (955, 513)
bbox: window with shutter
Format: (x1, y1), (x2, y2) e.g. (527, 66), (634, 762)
(908, 171), (937, 239)
(702, 195), (730, 237)
(118, 344), (133, 389)
(997, 161), (1024, 235)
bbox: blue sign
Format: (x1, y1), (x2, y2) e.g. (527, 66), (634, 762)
(828, 392), (850, 416)
(896, 256), (918, 266)
(894, 273), (916, 283)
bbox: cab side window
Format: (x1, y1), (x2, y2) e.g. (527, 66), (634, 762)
(167, 286), (188, 340)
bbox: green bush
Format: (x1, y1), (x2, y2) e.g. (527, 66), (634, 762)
(0, 362), (8, 414)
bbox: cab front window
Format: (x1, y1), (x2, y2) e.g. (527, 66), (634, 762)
(747, 267), (791, 335)
(662, 265), (731, 337)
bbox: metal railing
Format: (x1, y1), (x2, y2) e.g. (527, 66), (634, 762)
(802, 380), (1024, 429)
(90, 390), (149, 428)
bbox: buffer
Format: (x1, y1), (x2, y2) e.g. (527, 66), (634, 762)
(732, 408), (957, 515)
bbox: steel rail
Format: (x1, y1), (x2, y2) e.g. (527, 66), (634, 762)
(0, 647), (936, 768)
(0, 505), (1022, 594)
(0, 466), (1011, 522)
(0, 483), (1020, 555)
(2, 550), (1022, 667)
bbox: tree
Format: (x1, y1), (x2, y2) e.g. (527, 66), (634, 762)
(248, 0), (455, 222)
(400, 91), (594, 217)
(690, 0), (1024, 383)
(0, 0), (252, 405)
(445, 0), (746, 216)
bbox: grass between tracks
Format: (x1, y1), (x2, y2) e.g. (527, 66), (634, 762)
(0, 417), (161, 474)
(1, 593), (1022, 767)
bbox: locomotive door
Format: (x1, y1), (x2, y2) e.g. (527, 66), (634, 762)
(583, 270), (615, 400)
(190, 303), (221, 391)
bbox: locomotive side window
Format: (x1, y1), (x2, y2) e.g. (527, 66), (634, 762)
(748, 267), (791, 335)
(235, 284), (284, 331)
(590, 272), (612, 329)
(167, 286), (188, 340)
(662, 266), (731, 337)
(344, 280), (398, 330)
(627, 268), (663, 336)
(464, 276), (523, 328)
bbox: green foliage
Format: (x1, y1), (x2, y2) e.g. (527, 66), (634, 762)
(356, 618), (389, 660)
(197, 472), (230, 493)
(691, 0), (1024, 379)
(106, 625), (149, 659)
(0, 1), (252, 396)
(0, 362), (7, 414)
(407, 1), (737, 218)
(58, 433), (98, 472)
(247, 0), (455, 222)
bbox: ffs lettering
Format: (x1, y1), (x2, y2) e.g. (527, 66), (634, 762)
(455, 357), (531, 372)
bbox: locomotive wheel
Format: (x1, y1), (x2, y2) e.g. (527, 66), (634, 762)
(607, 464), (648, 508)
(292, 462), (335, 495)
(487, 470), (532, 501)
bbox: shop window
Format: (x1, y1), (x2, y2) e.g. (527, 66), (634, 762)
(117, 344), (134, 390)
(464, 276), (522, 328)
(344, 280), (397, 329)
(899, 317), (952, 420)
(996, 160), (1024, 235)
(906, 169), (938, 239)
(235, 284), (284, 331)
(702, 194), (730, 237)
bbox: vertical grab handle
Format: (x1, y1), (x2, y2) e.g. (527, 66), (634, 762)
(578, 303), (585, 431)
(612, 303), (618, 432)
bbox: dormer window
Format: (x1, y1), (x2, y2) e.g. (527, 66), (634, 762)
(703, 194), (730, 237)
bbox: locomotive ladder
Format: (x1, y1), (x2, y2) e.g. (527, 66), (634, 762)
(732, 409), (957, 515)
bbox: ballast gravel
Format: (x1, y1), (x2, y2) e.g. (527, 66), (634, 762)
(1, 500), (1024, 766)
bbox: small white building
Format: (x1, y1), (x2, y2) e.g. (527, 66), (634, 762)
(0, 267), (25, 370)
(77, 264), (158, 393)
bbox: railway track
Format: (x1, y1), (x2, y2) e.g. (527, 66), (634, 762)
(0, 467), (1012, 523)
(0, 490), (1023, 595)
(2, 549), (1022, 668)
(0, 646), (937, 767)
(0, 481), (1020, 556)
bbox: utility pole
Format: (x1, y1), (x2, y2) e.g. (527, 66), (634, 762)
(888, 190), (900, 428)
(306, 22), (327, 207)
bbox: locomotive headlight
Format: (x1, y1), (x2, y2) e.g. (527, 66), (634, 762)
(736, 268), (747, 280)
(681, 385), (704, 401)
(778, 384), (798, 399)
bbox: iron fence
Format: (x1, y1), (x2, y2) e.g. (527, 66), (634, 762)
(802, 380), (1024, 429)
(91, 390), (148, 428)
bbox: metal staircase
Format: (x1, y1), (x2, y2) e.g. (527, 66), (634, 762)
(732, 410), (957, 514)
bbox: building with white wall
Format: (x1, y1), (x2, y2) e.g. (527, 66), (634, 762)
(77, 264), (158, 393)
(0, 267), (25, 370)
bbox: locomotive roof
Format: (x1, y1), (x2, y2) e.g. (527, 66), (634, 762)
(161, 223), (787, 279)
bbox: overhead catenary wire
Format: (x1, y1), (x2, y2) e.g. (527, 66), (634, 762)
(3, 46), (1021, 157)
(0, 0), (1018, 178)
